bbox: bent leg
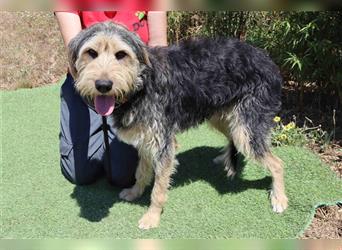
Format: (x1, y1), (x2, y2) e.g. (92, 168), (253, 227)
(60, 74), (139, 187)
(60, 74), (104, 185)
(119, 154), (153, 201)
(105, 132), (139, 188)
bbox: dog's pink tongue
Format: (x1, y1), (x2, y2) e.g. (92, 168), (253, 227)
(94, 96), (115, 116)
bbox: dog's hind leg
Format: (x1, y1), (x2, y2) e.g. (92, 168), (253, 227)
(209, 112), (239, 178)
(212, 142), (239, 178)
(229, 104), (288, 213)
(259, 152), (288, 213)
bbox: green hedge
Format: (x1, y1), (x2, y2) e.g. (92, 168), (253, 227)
(167, 11), (342, 103)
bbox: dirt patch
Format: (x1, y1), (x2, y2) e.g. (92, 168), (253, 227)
(302, 204), (342, 239)
(308, 143), (342, 179)
(0, 11), (67, 89)
(300, 142), (342, 239)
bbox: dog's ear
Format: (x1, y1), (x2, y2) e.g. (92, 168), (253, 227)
(142, 47), (151, 67)
(128, 32), (152, 67)
(67, 38), (79, 79)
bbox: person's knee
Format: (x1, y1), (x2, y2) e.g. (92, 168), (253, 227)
(110, 173), (136, 188)
(107, 142), (138, 188)
(60, 155), (102, 185)
(74, 175), (98, 185)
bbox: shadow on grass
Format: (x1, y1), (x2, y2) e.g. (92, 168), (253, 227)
(175, 146), (272, 194)
(71, 146), (271, 222)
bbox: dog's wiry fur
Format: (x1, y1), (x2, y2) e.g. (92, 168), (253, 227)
(68, 22), (288, 229)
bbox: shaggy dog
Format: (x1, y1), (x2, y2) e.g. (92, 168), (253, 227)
(68, 22), (288, 229)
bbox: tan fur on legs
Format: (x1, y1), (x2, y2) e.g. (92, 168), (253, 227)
(138, 157), (177, 229)
(118, 124), (177, 229)
(231, 125), (288, 212)
(228, 108), (253, 159)
(212, 144), (236, 178)
(209, 111), (230, 138)
(209, 108), (252, 161)
(209, 112), (227, 165)
(215, 108), (288, 212)
(119, 155), (153, 201)
(230, 121), (288, 212)
(138, 143), (177, 230)
(209, 110), (237, 177)
(118, 124), (162, 202)
(259, 152), (288, 213)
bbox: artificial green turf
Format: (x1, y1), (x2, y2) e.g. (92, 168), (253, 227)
(1, 84), (341, 239)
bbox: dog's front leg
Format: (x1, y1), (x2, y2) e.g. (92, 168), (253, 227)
(138, 139), (177, 230)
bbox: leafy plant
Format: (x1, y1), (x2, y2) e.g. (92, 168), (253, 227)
(167, 11), (342, 106)
(272, 116), (307, 146)
(271, 116), (333, 148)
(248, 11), (342, 105)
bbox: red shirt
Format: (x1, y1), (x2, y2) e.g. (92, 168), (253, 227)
(73, 11), (149, 44)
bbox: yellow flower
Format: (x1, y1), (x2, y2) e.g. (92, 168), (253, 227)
(284, 122), (296, 131)
(273, 116), (281, 123)
(278, 134), (288, 141)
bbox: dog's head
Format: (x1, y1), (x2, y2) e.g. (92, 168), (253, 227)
(68, 22), (151, 115)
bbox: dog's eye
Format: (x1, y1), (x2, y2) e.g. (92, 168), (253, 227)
(115, 51), (127, 60)
(87, 49), (98, 59)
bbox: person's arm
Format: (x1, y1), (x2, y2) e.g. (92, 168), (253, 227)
(55, 12), (82, 48)
(147, 11), (168, 47)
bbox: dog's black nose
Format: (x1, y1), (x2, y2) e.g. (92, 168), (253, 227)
(95, 79), (113, 93)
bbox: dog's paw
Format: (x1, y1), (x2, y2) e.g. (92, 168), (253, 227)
(270, 191), (288, 213)
(138, 211), (160, 230)
(225, 167), (236, 179)
(119, 186), (141, 202)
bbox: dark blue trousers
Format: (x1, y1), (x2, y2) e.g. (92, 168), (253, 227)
(59, 74), (138, 187)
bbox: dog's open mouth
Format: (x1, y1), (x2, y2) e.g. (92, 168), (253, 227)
(94, 95), (115, 116)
